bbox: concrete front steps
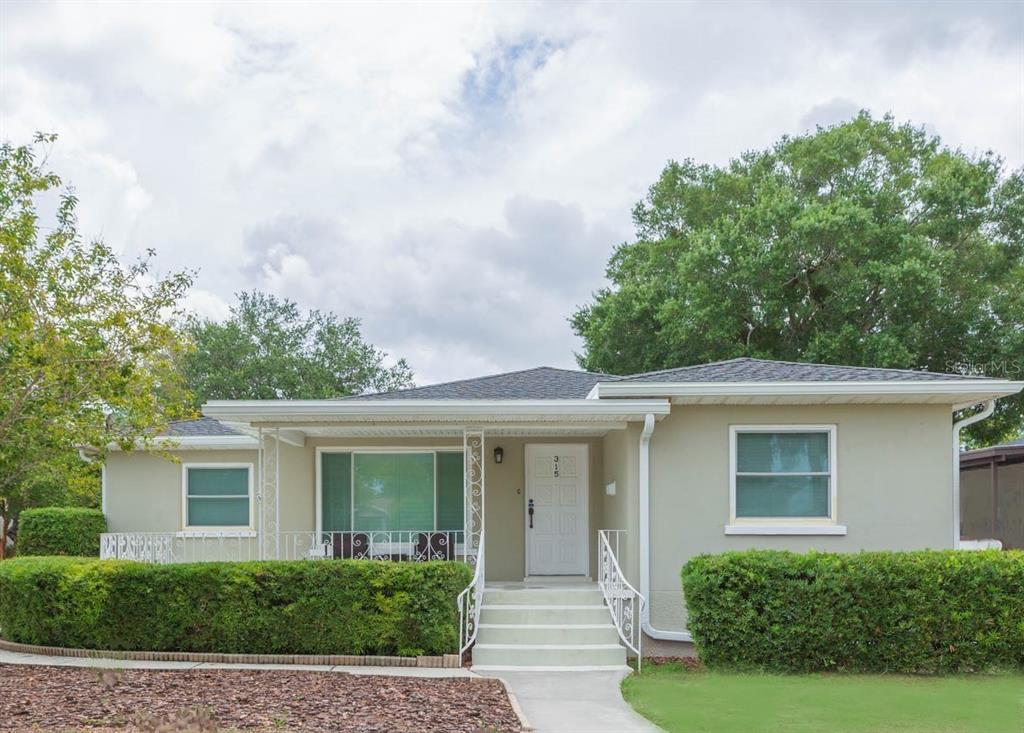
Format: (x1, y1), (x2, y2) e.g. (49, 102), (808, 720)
(471, 583), (628, 671)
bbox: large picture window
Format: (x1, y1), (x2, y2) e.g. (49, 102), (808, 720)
(319, 450), (464, 533)
(183, 465), (252, 529)
(728, 426), (840, 533)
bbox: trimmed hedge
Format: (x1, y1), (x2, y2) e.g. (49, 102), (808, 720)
(681, 550), (1024, 673)
(0, 557), (472, 657)
(15, 508), (106, 557)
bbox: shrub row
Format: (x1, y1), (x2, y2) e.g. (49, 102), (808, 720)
(0, 557), (472, 657)
(15, 508), (107, 557)
(681, 549), (1024, 673)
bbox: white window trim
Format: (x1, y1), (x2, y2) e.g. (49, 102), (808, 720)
(314, 446), (466, 541)
(181, 462), (255, 533)
(726, 424), (845, 536)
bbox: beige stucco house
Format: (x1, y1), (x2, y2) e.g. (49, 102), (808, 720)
(100, 358), (1023, 667)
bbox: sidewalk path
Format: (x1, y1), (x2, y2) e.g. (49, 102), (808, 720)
(480, 669), (661, 733)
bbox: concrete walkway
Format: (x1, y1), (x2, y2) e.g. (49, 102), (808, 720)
(481, 669), (661, 733)
(0, 648), (473, 677)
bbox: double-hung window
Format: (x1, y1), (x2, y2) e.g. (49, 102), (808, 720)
(183, 464), (253, 530)
(319, 450), (464, 533)
(727, 426), (844, 535)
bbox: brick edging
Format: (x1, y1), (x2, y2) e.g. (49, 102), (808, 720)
(0, 637), (461, 669)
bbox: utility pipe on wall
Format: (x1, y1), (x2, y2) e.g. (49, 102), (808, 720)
(951, 399), (996, 549)
(639, 412), (692, 643)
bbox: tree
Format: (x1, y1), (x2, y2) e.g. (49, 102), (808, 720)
(0, 134), (194, 557)
(181, 291), (414, 404)
(572, 113), (1024, 445)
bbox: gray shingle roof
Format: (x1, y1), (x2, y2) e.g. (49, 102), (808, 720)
(615, 357), (986, 383)
(351, 367), (612, 400)
(162, 417), (241, 436)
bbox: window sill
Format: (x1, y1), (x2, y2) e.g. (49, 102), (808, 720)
(176, 530), (256, 538)
(724, 524), (847, 536)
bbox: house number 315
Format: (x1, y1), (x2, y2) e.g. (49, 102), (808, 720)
(553, 455), (560, 477)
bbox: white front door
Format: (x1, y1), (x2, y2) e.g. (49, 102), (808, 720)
(525, 444), (588, 576)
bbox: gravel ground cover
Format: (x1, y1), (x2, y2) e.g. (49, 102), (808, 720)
(0, 663), (522, 732)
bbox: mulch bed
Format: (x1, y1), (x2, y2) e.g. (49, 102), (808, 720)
(0, 663), (522, 732)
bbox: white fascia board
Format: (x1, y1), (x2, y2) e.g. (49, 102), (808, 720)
(201, 398), (672, 422)
(108, 435), (260, 451)
(592, 380), (1024, 400)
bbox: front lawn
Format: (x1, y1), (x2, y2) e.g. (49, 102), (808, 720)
(621, 663), (1024, 733)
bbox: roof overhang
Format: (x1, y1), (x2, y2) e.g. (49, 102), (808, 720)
(589, 380), (1024, 405)
(201, 399), (672, 425)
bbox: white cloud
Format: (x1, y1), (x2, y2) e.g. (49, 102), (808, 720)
(2, 0), (1021, 385)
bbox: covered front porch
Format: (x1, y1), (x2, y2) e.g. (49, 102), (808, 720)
(101, 397), (669, 584)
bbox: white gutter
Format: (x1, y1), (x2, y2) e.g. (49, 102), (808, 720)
(203, 399), (672, 422)
(595, 379), (1023, 401)
(951, 400), (996, 549)
(638, 412), (693, 643)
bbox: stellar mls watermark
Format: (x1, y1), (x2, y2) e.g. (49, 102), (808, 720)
(946, 359), (1024, 378)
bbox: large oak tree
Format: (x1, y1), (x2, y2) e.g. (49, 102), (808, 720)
(572, 114), (1024, 444)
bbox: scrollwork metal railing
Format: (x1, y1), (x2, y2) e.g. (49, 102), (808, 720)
(598, 529), (645, 669)
(100, 530), (469, 564)
(457, 530), (484, 656)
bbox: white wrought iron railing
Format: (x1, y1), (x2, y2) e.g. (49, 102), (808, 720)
(100, 530), (469, 564)
(598, 529), (645, 669)
(457, 530), (485, 656)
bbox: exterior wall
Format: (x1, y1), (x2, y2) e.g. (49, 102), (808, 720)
(600, 425), (640, 584)
(105, 449), (259, 533)
(647, 403), (955, 632)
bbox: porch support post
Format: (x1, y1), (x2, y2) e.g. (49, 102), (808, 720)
(463, 429), (484, 564)
(261, 427), (281, 560)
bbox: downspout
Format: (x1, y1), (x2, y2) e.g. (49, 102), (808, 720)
(952, 400), (996, 549)
(639, 412), (693, 643)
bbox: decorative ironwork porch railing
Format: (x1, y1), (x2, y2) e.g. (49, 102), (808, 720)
(100, 530), (470, 564)
(598, 528), (645, 668)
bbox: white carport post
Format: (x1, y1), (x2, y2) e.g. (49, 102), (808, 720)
(463, 429), (485, 565)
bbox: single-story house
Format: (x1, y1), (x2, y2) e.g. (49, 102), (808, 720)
(100, 357), (1023, 667)
(960, 437), (1024, 549)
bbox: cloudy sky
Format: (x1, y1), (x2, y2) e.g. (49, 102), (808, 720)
(2, 1), (1022, 385)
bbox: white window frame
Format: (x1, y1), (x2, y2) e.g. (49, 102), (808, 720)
(314, 447), (466, 552)
(725, 425), (846, 536)
(181, 462), (255, 534)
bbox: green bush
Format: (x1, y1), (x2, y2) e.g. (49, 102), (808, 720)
(0, 557), (472, 656)
(681, 550), (1024, 674)
(15, 507), (107, 557)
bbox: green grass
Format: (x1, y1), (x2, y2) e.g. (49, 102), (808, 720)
(621, 664), (1024, 733)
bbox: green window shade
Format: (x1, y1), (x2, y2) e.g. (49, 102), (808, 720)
(435, 452), (464, 531)
(736, 475), (830, 517)
(321, 453), (352, 532)
(737, 432), (829, 473)
(186, 467), (250, 527)
(353, 453), (434, 531)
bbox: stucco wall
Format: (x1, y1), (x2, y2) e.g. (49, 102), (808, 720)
(105, 449), (260, 533)
(600, 425), (640, 584)
(647, 403), (955, 631)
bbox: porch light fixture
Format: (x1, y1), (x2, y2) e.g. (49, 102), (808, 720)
(493, 446), (504, 464)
